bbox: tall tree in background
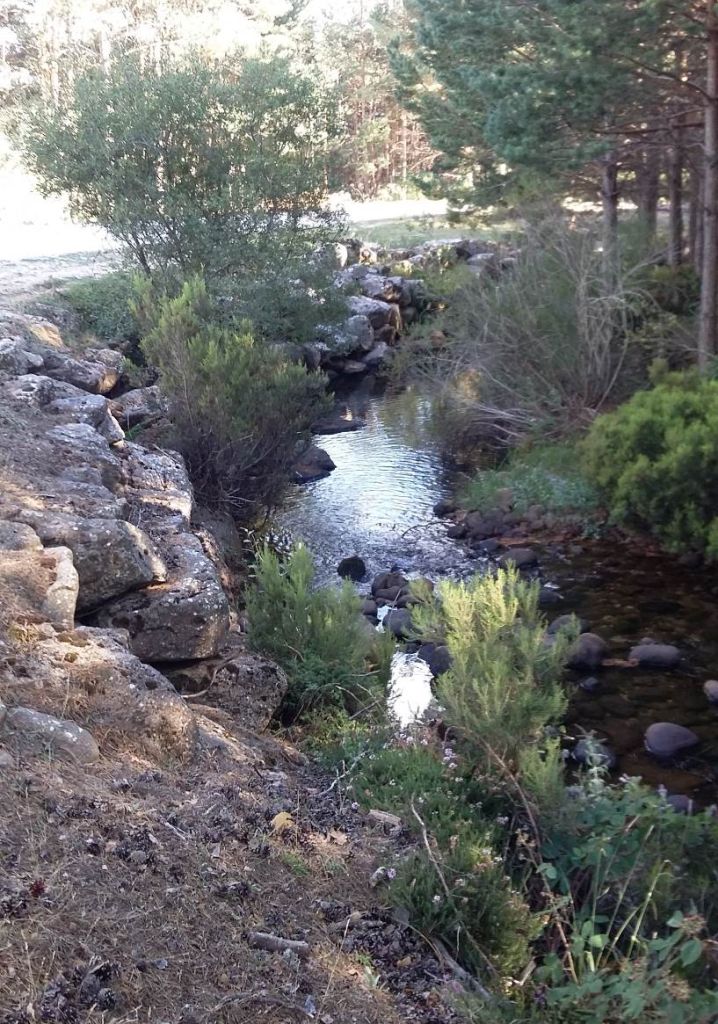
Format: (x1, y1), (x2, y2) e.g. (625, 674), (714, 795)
(315, 0), (433, 197)
(393, 0), (718, 362)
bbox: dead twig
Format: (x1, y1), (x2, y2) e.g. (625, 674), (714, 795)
(245, 930), (310, 959)
(208, 989), (312, 1018)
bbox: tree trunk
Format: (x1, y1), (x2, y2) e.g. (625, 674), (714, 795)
(699, 6), (718, 368)
(693, 160), (705, 275)
(668, 121), (685, 265)
(637, 151), (659, 238)
(600, 155), (620, 286)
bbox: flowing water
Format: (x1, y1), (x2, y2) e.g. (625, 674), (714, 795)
(277, 377), (718, 801)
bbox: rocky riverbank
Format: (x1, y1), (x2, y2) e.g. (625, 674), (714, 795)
(0, 308), (475, 1024)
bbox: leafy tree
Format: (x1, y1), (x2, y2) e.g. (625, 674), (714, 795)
(23, 50), (343, 286)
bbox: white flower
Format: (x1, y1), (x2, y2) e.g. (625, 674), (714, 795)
(432, 894), (442, 904)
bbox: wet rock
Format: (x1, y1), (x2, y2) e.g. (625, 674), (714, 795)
(703, 679), (718, 704)
(294, 445), (336, 484)
(567, 633), (608, 672)
(417, 643), (452, 677)
(93, 532), (229, 662)
(547, 613), (588, 636)
(313, 411), (366, 434)
(110, 385), (168, 428)
(538, 587), (562, 608)
(497, 547), (538, 570)
(0, 520), (42, 551)
(0, 703), (99, 764)
(464, 509), (505, 540)
(629, 643), (681, 669)
(645, 722), (699, 760)
(474, 537), (500, 555)
(166, 636), (288, 733)
(666, 794), (696, 814)
(337, 555), (366, 581)
(446, 523), (467, 540)
(384, 608), (412, 638)
(572, 737), (616, 770)
(361, 598), (378, 617)
(579, 676), (601, 693)
(341, 359), (368, 375)
(372, 571), (408, 596)
(432, 498), (456, 517)
(17, 510), (166, 612)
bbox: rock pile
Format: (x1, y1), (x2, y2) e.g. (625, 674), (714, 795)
(0, 312), (287, 767)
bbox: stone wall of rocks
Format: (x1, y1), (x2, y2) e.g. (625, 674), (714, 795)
(0, 310), (287, 768)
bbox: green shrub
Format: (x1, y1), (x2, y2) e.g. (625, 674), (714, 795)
(461, 442), (598, 516)
(61, 272), (138, 343)
(646, 264), (701, 317)
(140, 276), (330, 517)
(412, 568), (574, 780)
(246, 544), (381, 720)
(398, 218), (647, 446)
(584, 370), (718, 557)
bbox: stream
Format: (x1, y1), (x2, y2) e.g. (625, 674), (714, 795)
(277, 377), (718, 803)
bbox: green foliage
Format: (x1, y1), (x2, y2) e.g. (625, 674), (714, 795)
(400, 220), (646, 446)
(646, 265), (701, 317)
(61, 272), (138, 343)
(139, 275), (330, 517)
(413, 568), (573, 776)
(461, 442), (598, 517)
(584, 370), (718, 557)
(246, 544), (379, 720)
(23, 50), (345, 341)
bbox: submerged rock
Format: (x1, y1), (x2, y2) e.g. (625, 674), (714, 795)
(567, 633), (608, 672)
(294, 445), (336, 484)
(704, 679), (718, 705)
(572, 737), (616, 770)
(645, 722), (699, 760)
(497, 547), (538, 570)
(337, 555), (367, 581)
(629, 643), (681, 669)
(417, 642), (452, 677)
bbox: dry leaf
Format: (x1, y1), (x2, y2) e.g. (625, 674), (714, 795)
(270, 811), (295, 834)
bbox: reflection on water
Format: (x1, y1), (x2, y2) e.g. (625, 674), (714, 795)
(277, 378), (718, 799)
(277, 378), (469, 585)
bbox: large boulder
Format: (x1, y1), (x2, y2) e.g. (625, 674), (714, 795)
(293, 445), (336, 484)
(110, 385), (168, 429)
(93, 532), (229, 662)
(39, 346), (122, 395)
(0, 520), (42, 552)
(4, 374), (123, 442)
(33, 627), (199, 760)
(497, 547), (538, 570)
(120, 442), (194, 524)
(0, 338), (44, 375)
(0, 703), (100, 764)
(16, 510), (167, 612)
(645, 722), (699, 760)
(347, 295), (401, 333)
(166, 637), (289, 733)
(45, 422), (124, 491)
(0, 544), (79, 630)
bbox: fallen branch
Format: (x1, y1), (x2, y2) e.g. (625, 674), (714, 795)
(246, 930), (310, 959)
(432, 938), (494, 1003)
(208, 989), (312, 1018)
